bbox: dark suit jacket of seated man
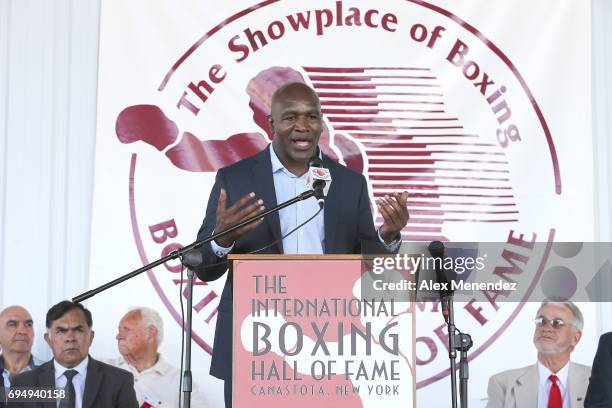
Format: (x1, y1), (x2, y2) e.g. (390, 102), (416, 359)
(585, 332), (612, 407)
(194, 82), (409, 408)
(8, 301), (138, 408)
(9, 358), (138, 408)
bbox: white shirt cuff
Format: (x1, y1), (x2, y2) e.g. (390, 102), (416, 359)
(378, 228), (402, 252)
(210, 235), (234, 258)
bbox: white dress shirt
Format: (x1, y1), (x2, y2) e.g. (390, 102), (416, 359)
(537, 361), (570, 408)
(105, 355), (209, 407)
(53, 356), (88, 408)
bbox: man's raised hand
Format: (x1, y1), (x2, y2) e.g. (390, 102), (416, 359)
(214, 188), (265, 247)
(377, 191), (410, 244)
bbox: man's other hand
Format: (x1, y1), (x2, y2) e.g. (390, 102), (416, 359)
(377, 191), (410, 244)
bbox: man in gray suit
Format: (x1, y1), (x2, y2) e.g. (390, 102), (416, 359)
(8, 301), (138, 408)
(486, 301), (591, 408)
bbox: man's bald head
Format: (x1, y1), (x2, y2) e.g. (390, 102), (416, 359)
(0, 306), (31, 320)
(270, 82), (321, 117)
(0, 305), (34, 355)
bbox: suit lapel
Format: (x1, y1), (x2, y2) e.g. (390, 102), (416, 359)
(514, 365), (538, 408)
(37, 361), (55, 386)
(322, 155), (338, 253)
(38, 362), (56, 408)
(253, 148), (283, 253)
(82, 358), (102, 408)
(568, 363), (587, 408)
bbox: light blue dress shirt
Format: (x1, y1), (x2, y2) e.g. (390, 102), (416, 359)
(1, 354), (43, 389)
(269, 145), (325, 254)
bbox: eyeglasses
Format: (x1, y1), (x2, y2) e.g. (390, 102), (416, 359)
(534, 316), (566, 329)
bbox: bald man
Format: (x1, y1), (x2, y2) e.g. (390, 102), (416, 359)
(0, 306), (42, 390)
(195, 81), (410, 408)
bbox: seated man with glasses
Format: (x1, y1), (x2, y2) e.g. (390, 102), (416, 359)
(486, 301), (591, 408)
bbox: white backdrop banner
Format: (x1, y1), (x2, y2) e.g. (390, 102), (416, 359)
(91, 1), (593, 407)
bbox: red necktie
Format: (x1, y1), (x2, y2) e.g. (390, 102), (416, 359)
(548, 374), (562, 408)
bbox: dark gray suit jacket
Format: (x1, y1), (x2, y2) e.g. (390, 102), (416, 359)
(585, 332), (612, 407)
(195, 146), (389, 381)
(8, 357), (138, 408)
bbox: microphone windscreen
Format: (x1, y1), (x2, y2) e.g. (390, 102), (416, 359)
(308, 156), (323, 168)
(428, 240), (445, 258)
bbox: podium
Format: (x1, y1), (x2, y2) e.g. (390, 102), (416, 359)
(230, 254), (415, 408)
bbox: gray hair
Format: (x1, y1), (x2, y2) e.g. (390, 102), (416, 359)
(129, 307), (164, 345)
(537, 300), (584, 331)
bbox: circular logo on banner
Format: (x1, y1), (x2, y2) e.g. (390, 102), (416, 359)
(117, 0), (560, 392)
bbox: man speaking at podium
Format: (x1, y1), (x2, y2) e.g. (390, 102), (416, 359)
(195, 81), (409, 408)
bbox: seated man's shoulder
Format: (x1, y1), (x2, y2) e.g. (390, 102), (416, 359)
(92, 358), (134, 380)
(570, 361), (592, 375)
(11, 360), (53, 386)
(10, 369), (37, 386)
(153, 356), (181, 377)
(98, 356), (121, 367)
(600, 331), (612, 345)
(489, 364), (535, 385)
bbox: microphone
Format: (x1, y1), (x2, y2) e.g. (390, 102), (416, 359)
(428, 240), (452, 322)
(306, 156), (332, 208)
